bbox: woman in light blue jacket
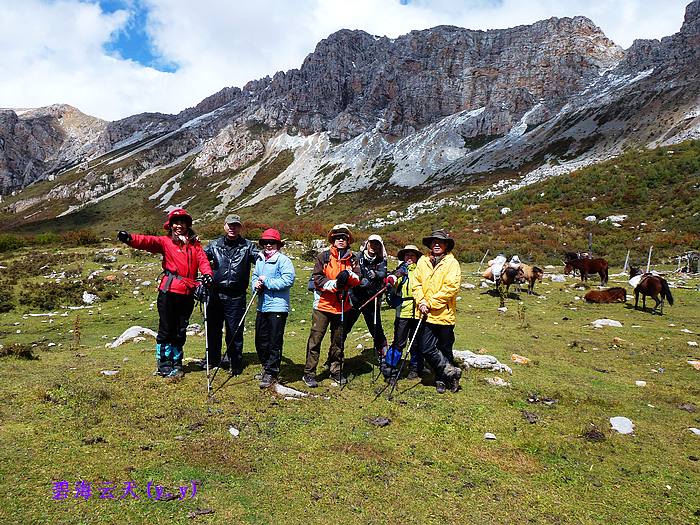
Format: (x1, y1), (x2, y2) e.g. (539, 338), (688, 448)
(251, 228), (296, 387)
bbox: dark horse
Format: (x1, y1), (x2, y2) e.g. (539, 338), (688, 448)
(630, 268), (674, 315)
(497, 266), (525, 307)
(564, 257), (609, 286)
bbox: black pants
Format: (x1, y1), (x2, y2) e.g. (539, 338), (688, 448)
(255, 311), (288, 376)
(156, 291), (194, 348)
(394, 317), (424, 371)
(343, 298), (386, 357)
(419, 322), (455, 382)
(206, 292), (245, 370)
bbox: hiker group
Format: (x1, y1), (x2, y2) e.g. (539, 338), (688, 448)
(118, 209), (462, 393)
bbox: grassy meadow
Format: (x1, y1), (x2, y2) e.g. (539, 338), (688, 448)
(0, 242), (699, 524)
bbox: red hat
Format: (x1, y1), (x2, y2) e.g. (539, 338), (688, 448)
(259, 228), (284, 247)
(163, 208), (193, 230)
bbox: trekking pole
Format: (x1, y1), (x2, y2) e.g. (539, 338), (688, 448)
(339, 291), (346, 390)
(387, 315), (425, 400)
(208, 289), (258, 393)
(203, 296), (211, 395)
(358, 285), (389, 311)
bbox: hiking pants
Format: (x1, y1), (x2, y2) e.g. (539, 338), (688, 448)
(394, 317), (424, 372)
(305, 309), (344, 375)
(156, 290), (194, 349)
(255, 311), (288, 377)
(419, 322), (455, 381)
(343, 298), (386, 358)
(206, 292), (245, 371)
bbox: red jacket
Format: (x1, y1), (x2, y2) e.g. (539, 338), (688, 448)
(128, 234), (212, 295)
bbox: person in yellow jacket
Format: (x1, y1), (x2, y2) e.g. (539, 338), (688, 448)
(413, 229), (463, 393)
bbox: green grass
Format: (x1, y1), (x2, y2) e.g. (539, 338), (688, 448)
(1, 244), (699, 524)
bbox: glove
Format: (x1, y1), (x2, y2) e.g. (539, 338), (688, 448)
(384, 275), (397, 286)
(117, 231), (131, 243)
(322, 279), (337, 292)
(336, 270), (350, 289)
(201, 274), (213, 287)
(366, 270), (376, 280)
(395, 264), (408, 278)
(254, 277), (265, 290)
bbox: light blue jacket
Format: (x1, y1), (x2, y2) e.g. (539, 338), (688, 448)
(251, 251), (296, 312)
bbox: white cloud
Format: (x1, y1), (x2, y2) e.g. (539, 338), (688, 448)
(0, 0), (691, 121)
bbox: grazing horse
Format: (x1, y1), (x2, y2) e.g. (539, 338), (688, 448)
(564, 257), (609, 286)
(630, 268), (674, 314)
(584, 287), (626, 303)
(497, 266), (525, 307)
(520, 264), (544, 295)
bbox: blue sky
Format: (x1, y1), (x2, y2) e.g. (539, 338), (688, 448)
(97, 0), (177, 72)
(0, 0), (692, 120)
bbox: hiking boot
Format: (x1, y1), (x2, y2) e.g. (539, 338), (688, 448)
(330, 373), (348, 386)
(302, 374), (318, 388)
(444, 364), (462, 381)
(449, 376), (461, 393)
(435, 381), (447, 394)
(166, 366), (184, 379)
(407, 369), (420, 380)
(259, 373), (275, 389)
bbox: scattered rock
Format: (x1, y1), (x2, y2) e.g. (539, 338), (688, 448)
(522, 411), (539, 424)
(610, 416), (634, 434)
(635, 381), (647, 387)
(612, 337), (626, 344)
(550, 274), (566, 282)
(497, 306), (507, 312)
(689, 428), (700, 436)
(461, 283), (476, 289)
(82, 436), (106, 445)
(688, 341), (698, 347)
(511, 353), (530, 365)
(274, 384), (308, 398)
(187, 323), (202, 334)
(484, 433), (497, 440)
(100, 370), (119, 376)
(453, 350), (512, 374)
(109, 326), (157, 348)
(688, 360), (700, 371)
(527, 393), (557, 405)
(368, 417), (391, 427)
(678, 403), (697, 413)
(485, 376), (511, 387)
(583, 424), (605, 442)
(133, 336), (146, 343)
(681, 328), (693, 334)
(187, 508), (215, 519)
(592, 319), (623, 328)
(82, 291), (100, 305)
(228, 427), (240, 438)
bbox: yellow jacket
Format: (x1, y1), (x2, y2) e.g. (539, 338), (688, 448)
(413, 252), (461, 325)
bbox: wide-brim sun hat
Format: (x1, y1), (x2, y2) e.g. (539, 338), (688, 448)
(422, 229), (455, 252)
(327, 224), (354, 243)
(397, 244), (423, 260)
(259, 228), (284, 247)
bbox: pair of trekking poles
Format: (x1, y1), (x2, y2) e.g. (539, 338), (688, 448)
(199, 285), (258, 398)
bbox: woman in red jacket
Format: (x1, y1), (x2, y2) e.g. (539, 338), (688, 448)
(118, 208), (212, 378)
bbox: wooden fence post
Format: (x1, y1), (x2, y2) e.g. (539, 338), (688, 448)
(477, 249), (490, 273)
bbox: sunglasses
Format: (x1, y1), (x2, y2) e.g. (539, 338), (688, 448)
(332, 235), (349, 241)
(261, 240), (277, 246)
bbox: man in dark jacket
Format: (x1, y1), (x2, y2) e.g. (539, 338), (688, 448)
(204, 214), (259, 374)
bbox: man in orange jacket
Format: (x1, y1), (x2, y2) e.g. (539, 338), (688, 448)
(302, 224), (360, 387)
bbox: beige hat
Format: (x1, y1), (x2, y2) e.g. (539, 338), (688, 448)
(327, 224), (353, 243)
(225, 214), (242, 225)
(397, 244), (422, 260)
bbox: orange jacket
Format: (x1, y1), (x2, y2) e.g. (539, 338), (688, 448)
(312, 246), (361, 314)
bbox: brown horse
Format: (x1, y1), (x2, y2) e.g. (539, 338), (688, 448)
(564, 257), (609, 285)
(584, 287), (626, 303)
(520, 264), (544, 295)
(630, 268), (674, 314)
(497, 266), (525, 307)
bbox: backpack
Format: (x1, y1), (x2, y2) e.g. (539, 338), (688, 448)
(385, 274), (408, 308)
(307, 250), (331, 291)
